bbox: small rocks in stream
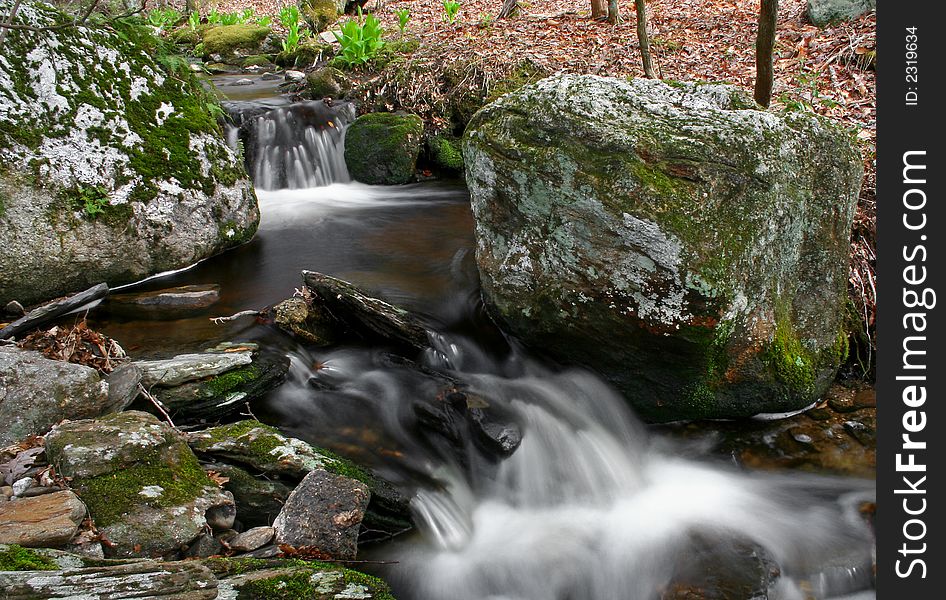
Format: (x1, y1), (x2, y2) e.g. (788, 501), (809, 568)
(284, 70), (306, 82)
(260, 72), (281, 81)
(229, 526), (275, 552)
(273, 470), (369, 560)
(230, 78), (255, 86)
(105, 284), (220, 319)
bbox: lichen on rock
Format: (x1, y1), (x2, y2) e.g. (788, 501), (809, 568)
(464, 74), (862, 420)
(0, 1), (258, 306)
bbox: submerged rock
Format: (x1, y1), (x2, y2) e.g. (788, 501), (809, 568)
(0, 347), (114, 446)
(105, 284), (220, 319)
(44, 411), (233, 558)
(0, 1), (258, 307)
(344, 112), (424, 185)
(273, 469), (369, 559)
(464, 74), (862, 421)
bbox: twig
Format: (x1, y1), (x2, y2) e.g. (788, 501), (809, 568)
(137, 383), (177, 430)
(210, 310), (264, 324)
(239, 402), (260, 422)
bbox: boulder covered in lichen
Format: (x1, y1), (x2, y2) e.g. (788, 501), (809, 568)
(0, 1), (258, 307)
(344, 112), (424, 185)
(464, 74), (862, 421)
(44, 411), (234, 558)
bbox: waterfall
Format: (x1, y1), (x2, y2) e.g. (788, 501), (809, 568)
(223, 99), (354, 191)
(265, 334), (876, 600)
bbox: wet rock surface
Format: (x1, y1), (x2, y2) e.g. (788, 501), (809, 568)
(105, 284), (221, 319)
(0, 491), (86, 548)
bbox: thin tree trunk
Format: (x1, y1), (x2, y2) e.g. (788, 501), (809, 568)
(497, 0), (518, 19)
(607, 0), (619, 24)
(635, 0), (655, 78)
(754, 0), (778, 106)
(591, 0), (606, 19)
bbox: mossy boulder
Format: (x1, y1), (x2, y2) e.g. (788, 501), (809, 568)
(200, 24), (272, 58)
(305, 66), (352, 100)
(464, 74), (862, 421)
(44, 411), (234, 558)
(275, 40), (332, 69)
(426, 134), (464, 174)
(0, 2), (258, 307)
(806, 0), (875, 27)
(344, 112), (423, 185)
(301, 0), (342, 33)
(209, 559), (395, 599)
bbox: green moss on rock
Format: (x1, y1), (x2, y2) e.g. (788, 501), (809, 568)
(427, 134), (464, 173)
(201, 24), (271, 56)
(242, 54), (274, 68)
(0, 545), (59, 571)
(301, 0), (340, 33)
(305, 67), (350, 99)
(344, 112), (424, 185)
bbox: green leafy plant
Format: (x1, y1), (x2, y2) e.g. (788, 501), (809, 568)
(442, 1), (460, 24)
(333, 8), (385, 66)
(279, 5), (305, 53)
(395, 8), (410, 36)
(187, 10), (200, 31)
(207, 8), (222, 25)
(477, 11), (492, 29)
(147, 8), (182, 30)
(255, 15), (273, 27)
(78, 186), (109, 219)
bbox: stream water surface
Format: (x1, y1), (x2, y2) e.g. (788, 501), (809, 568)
(90, 83), (875, 600)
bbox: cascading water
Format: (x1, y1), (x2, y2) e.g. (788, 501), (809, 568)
(266, 333), (876, 600)
(223, 99), (354, 190)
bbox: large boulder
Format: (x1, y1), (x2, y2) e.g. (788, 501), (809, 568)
(807, 0), (875, 27)
(344, 112), (423, 185)
(0, 347), (118, 446)
(0, 1), (258, 306)
(464, 74), (862, 421)
(44, 411), (234, 558)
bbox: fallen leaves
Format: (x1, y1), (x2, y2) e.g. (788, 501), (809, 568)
(17, 319), (127, 374)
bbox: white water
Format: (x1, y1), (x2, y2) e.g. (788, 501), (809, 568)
(270, 335), (875, 600)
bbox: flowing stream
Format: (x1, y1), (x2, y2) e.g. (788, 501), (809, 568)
(95, 85), (876, 599)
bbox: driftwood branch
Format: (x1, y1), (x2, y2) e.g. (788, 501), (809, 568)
(138, 383), (178, 430)
(210, 310), (264, 324)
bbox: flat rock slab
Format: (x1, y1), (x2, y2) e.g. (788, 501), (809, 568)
(807, 0), (875, 26)
(274, 469), (369, 560)
(0, 347), (111, 447)
(106, 284), (220, 319)
(229, 526), (275, 552)
(0, 490), (86, 547)
(135, 351), (253, 388)
(0, 560), (217, 599)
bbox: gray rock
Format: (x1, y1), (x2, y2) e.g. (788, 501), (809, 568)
(0, 347), (111, 446)
(273, 470), (370, 559)
(284, 69), (306, 82)
(807, 0), (875, 27)
(464, 74), (862, 421)
(105, 284), (220, 319)
(0, 283), (108, 341)
(229, 526), (275, 552)
(0, 3), (258, 307)
(3, 300), (25, 317)
(135, 351), (253, 388)
(184, 532), (224, 558)
(205, 494), (237, 530)
(231, 78), (255, 86)
(0, 490), (86, 547)
(201, 462), (292, 528)
(11, 477), (35, 496)
(45, 411), (233, 558)
(105, 363), (142, 413)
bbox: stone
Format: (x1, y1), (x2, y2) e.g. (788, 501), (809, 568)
(11, 477), (35, 496)
(0, 2), (258, 307)
(302, 270), (430, 354)
(344, 112), (424, 184)
(217, 565), (392, 598)
(105, 363), (142, 413)
(201, 462), (292, 528)
(105, 284), (220, 319)
(301, 0), (343, 33)
(200, 24), (271, 57)
(3, 300), (25, 317)
(0, 347), (112, 446)
(231, 78), (255, 86)
(464, 74), (862, 421)
(135, 351), (253, 388)
(806, 0), (875, 27)
(0, 284), (108, 341)
(44, 411), (233, 558)
(306, 66), (351, 99)
(285, 69), (306, 83)
(272, 296), (337, 345)
(152, 351), (290, 422)
(0, 490), (86, 547)
(184, 532), (224, 559)
(273, 470), (369, 559)
(205, 495), (237, 530)
(229, 526), (275, 552)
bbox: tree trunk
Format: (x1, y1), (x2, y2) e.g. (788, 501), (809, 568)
(607, 0), (619, 24)
(498, 0), (519, 19)
(635, 0), (656, 78)
(754, 0), (778, 107)
(186, 0), (200, 14)
(591, 0), (606, 19)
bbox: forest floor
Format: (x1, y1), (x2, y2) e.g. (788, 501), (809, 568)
(208, 0), (878, 367)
